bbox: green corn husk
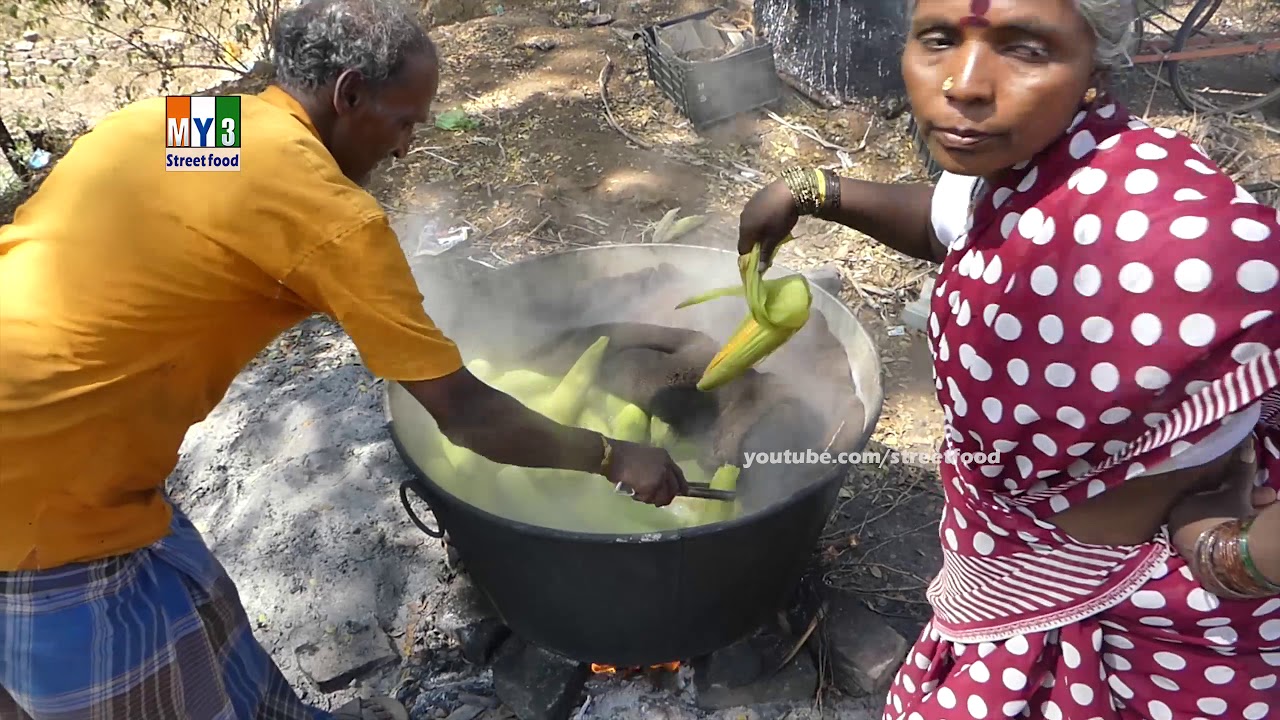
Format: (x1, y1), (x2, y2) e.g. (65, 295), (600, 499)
(676, 237), (811, 391)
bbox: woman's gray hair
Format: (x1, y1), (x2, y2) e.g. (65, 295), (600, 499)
(1075, 0), (1139, 70)
(271, 0), (435, 91)
(904, 0), (1138, 70)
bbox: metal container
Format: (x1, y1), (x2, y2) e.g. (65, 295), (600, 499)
(641, 8), (784, 130)
(385, 244), (883, 666)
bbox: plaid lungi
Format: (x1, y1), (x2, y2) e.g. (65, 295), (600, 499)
(0, 505), (334, 720)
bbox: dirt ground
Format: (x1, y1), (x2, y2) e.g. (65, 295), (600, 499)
(3, 0), (1279, 716)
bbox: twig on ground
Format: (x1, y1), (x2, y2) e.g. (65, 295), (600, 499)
(766, 110), (862, 154)
(599, 57), (653, 150)
(771, 608), (823, 676)
(407, 146), (458, 166)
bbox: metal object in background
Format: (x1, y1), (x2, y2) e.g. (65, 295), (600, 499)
(1131, 0), (1279, 115)
(640, 8), (784, 130)
(753, 0), (910, 106)
(386, 244), (884, 667)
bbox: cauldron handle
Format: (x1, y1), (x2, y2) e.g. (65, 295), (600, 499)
(399, 479), (446, 539)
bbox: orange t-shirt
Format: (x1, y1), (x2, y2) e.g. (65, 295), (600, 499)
(0, 86), (464, 571)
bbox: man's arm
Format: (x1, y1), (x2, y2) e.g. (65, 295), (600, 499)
(403, 369), (607, 473)
(280, 216), (610, 477)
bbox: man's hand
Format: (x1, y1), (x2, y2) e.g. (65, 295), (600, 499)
(605, 440), (689, 507)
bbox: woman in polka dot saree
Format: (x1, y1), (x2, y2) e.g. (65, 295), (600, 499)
(736, 0), (1279, 717)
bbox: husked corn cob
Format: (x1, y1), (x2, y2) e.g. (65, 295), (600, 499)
(610, 403), (650, 443)
(491, 369), (559, 401)
(649, 416), (675, 448)
(700, 464), (741, 525)
(578, 408), (612, 436)
(538, 336), (610, 425)
(467, 358), (496, 382)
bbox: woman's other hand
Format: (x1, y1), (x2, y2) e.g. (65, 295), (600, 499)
(1168, 436), (1274, 565)
(738, 180), (798, 257)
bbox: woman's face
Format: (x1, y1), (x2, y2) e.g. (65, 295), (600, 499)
(903, 0), (1099, 178)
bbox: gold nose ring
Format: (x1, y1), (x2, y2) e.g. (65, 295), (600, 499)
(942, 76), (955, 92)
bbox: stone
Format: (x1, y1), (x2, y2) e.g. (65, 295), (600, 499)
(21, 31), (39, 42)
(294, 615), (399, 693)
(437, 577), (511, 665)
(692, 628), (818, 710)
(584, 14), (614, 26)
(445, 705), (486, 720)
(900, 276), (935, 332)
(491, 637), (590, 720)
(824, 590), (910, 697)
(13, 41), (35, 53)
(802, 264), (842, 298)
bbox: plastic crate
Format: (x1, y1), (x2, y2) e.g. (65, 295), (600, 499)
(640, 9), (784, 130)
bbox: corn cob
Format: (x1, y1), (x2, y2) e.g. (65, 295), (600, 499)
(676, 238), (811, 391)
(491, 369), (559, 401)
(538, 336), (610, 425)
(610, 402), (650, 443)
(578, 408), (612, 436)
(698, 464), (741, 525)
(649, 416), (675, 449)
(467, 358), (495, 382)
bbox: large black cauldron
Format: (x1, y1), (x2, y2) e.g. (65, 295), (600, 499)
(385, 244), (883, 667)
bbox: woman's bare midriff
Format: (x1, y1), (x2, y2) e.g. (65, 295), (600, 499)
(1048, 460), (1228, 546)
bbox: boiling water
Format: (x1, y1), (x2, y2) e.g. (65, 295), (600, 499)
(394, 248), (877, 536)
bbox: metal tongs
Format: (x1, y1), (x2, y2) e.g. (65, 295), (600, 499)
(684, 482), (737, 502)
(614, 481), (737, 502)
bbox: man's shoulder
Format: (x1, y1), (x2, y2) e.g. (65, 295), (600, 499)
(233, 93), (385, 227)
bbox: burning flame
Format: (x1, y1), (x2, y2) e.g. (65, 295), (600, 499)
(590, 661), (681, 676)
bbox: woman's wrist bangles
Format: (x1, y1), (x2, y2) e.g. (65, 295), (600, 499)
(781, 167), (841, 218)
(1192, 517), (1280, 599)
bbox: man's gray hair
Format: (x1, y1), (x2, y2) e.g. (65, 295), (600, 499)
(904, 0), (1138, 70)
(271, 0), (435, 91)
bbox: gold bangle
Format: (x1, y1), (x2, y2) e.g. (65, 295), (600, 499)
(781, 167), (821, 215)
(599, 434), (613, 476)
(813, 169), (826, 207)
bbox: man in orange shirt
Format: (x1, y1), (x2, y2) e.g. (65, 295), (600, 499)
(0, 0), (686, 717)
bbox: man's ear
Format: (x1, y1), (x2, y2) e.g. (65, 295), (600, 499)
(332, 69), (365, 116)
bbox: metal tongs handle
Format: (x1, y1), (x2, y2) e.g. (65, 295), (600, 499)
(684, 483), (736, 502)
(613, 482), (737, 502)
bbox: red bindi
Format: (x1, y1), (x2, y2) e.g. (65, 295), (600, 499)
(959, 0), (992, 27)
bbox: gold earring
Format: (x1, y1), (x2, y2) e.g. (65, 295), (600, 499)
(942, 76), (954, 92)
(1083, 87), (1098, 104)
